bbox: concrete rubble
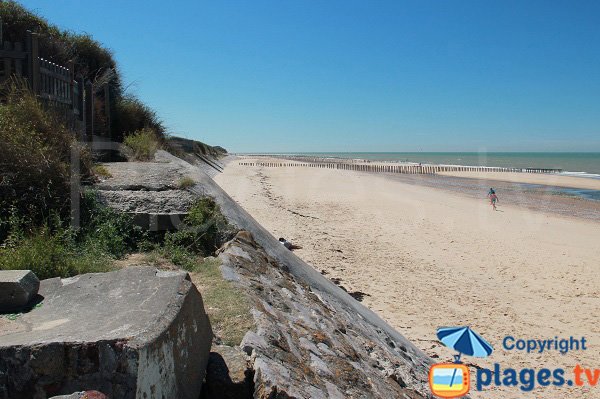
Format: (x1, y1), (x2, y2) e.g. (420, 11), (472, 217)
(49, 391), (107, 399)
(0, 267), (212, 399)
(95, 158), (198, 231)
(0, 270), (40, 313)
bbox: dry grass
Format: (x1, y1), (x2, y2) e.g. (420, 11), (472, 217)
(190, 257), (253, 346)
(0, 83), (92, 230)
(177, 176), (196, 189)
(123, 128), (161, 161)
(93, 164), (112, 179)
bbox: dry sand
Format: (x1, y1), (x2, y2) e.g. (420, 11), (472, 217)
(215, 158), (600, 399)
(439, 171), (600, 190)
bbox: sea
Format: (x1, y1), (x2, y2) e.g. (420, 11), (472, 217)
(256, 152), (600, 178)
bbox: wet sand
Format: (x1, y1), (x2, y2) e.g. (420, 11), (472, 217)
(215, 157), (600, 399)
(439, 171), (600, 190)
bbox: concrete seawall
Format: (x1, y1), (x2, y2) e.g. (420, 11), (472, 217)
(159, 151), (434, 397)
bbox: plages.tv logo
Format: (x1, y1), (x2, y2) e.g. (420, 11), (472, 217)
(429, 326), (493, 398)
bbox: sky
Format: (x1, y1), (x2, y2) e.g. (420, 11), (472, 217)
(24, 0), (600, 152)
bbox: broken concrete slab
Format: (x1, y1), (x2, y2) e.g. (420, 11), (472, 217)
(97, 190), (197, 214)
(49, 391), (107, 399)
(95, 163), (200, 231)
(95, 162), (189, 192)
(0, 267), (213, 399)
(0, 270), (40, 313)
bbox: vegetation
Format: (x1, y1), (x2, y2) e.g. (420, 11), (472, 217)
(0, 224), (113, 280)
(123, 128), (161, 161)
(113, 96), (166, 142)
(0, 84), (92, 237)
(0, 2), (250, 347)
(0, 1), (166, 142)
(0, 3), (235, 291)
(154, 198), (235, 270)
(92, 165), (112, 179)
(177, 176), (196, 189)
(167, 136), (228, 160)
(0, 192), (145, 279)
(190, 257), (252, 346)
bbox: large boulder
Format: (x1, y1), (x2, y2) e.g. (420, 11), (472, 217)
(0, 267), (212, 399)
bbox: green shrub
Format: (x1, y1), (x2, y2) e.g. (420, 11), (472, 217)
(177, 176), (196, 189)
(155, 243), (198, 271)
(78, 191), (148, 258)
(153, 198), (234, 270)
(0, 191), (146, 279)
(0, 84), (92, 231)
(0, 2), (117, 82)
(123, 128), (161, 161)
(163, 198), (233, 256)
(113, 96), (166, 142)
(92, 165), (112, 179)
(0, 225), (113, 280)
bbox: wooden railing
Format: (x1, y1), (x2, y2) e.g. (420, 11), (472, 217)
(0, 27), (103, 141)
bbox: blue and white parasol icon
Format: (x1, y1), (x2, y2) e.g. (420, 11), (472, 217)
(437, 326), (493, 360)
(436, 326), (493, 387)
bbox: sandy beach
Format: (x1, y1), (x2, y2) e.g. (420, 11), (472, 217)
(215, 157), (600, 399)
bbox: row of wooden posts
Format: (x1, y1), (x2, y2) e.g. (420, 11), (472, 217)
(239, 161), (562, 175)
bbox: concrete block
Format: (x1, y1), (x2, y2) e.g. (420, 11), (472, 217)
(0, 270), (40, 312)
(0, 266), (213, 399)
(50, 391), (107, 399)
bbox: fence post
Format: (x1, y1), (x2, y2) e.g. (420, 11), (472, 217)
(26, 31), (40, 94)
(14, 41), (23, 76)
(3, 41), (12, 79)
(85, 80), (94, 141)
(103, 84), (111, 139)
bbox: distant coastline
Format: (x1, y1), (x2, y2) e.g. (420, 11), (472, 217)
(239, 152), (600, 177)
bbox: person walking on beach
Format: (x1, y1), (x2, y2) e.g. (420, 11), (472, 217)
(488, 188), (499, 211)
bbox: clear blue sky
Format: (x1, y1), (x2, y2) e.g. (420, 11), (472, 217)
(26, 0), (600, 152)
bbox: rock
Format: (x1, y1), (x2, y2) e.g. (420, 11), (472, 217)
(95, 162), (188, 192)
(0, 270), (40, 313)
(97, 190), (197, 214)
(49, 391), (107, 399)
(0, 267), (212, 399)
(95, 161), (201, 231)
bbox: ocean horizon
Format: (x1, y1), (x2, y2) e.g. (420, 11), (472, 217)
(241, 152), (600, 177)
